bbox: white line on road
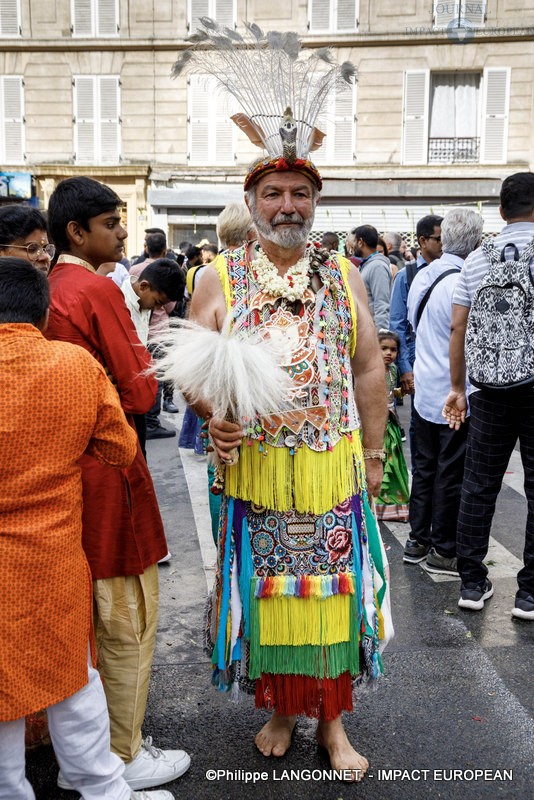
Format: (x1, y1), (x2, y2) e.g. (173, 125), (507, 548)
(384, 449), (526, 582)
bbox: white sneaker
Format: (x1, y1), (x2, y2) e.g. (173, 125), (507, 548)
(123, 737), (190, 790)
(57, 738), (190, 792)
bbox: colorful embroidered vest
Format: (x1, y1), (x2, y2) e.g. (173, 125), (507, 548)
(214, 244), (365, 515)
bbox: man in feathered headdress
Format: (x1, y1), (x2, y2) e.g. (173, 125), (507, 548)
(172, 20), (392, 779)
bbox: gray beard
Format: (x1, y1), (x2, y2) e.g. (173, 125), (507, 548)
(253, 215), (314, 249)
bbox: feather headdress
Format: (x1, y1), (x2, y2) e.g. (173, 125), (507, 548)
(172, 18), (357, 189)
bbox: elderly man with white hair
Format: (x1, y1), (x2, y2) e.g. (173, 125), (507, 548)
(403, 208), (484, 573)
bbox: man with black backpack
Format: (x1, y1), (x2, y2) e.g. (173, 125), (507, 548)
(444, 172), (534, 620)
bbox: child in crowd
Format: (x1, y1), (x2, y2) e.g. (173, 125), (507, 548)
(122, 258), (185, 457)
(375, 330), (410, 522)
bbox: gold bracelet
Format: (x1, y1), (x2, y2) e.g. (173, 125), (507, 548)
(363, 448), (386, 462)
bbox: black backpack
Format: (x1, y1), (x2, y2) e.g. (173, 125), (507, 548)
(465, 237), (534, 391)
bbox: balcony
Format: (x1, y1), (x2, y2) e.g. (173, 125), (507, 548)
(428, 137), (480, 163)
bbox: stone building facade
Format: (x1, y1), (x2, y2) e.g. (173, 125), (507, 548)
(1, 1), (533, 254)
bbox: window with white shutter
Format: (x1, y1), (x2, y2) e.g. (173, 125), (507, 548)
(189, 0), (236, 32)
(72, 0), (119, 37)
(0, 0), (20, 36)
(74, 76), (120, 164)
(403, 70), (493, 165)
(480, 67), (510, 165)
(312, 80), (356, 165)
(0, 76), (24, 163)
(309, 0), (358, 33)
(188, 74), (234, 165)
(402, 70), (429, 165)
(215, 0), (234, 27)
(462, 2), (485, 26)
(433, 2), (486, 29)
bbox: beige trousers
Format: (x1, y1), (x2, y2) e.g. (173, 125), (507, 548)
(93, 563), (159, 762)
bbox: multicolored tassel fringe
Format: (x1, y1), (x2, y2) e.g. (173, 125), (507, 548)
(253, 573), (354, 599)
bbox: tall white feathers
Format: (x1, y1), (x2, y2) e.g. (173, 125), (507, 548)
(172, 18), (357, 160)
(153, 317), (293, 421)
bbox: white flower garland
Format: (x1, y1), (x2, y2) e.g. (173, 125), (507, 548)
(251, 248), (310, 302)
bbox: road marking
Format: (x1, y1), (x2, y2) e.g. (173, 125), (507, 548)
(165, 405), (217, 592)
(178, 448), (217, 593)
(384, 449), (526, 582)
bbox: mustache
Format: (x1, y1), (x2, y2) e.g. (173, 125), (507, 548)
(271, 212), (305, 226)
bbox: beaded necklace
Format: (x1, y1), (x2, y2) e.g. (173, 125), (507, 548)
(250, 247), (310, 302)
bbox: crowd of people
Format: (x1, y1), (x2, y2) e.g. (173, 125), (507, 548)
(2, 165), (534, 799)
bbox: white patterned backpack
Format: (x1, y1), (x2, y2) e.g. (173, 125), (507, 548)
(465, 237), (534, 391)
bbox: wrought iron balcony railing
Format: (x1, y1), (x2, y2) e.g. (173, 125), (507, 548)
(428, 137), (480, 163)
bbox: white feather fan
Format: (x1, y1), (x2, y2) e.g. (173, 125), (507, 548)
(153, 316), (293, 422)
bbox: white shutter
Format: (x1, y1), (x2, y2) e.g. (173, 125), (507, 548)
(336, 0), (358, 32)
(0, 0), (20, 35)
(98, 0), (118, 35)
(312, 81), (355, 165)
(99, 77), (120, 163)
(189, 75), (210, 164)
(214, 87), (234, 164)
(462, 1), (485, 27)
(333, 82), (355, 163)
(215, 0), (234, 27)
(309, 0), (331, 32)
(72, 0), (93, 36)
(480, 67), (510, 165)
(74, 77), (96, 163)
(402, 70), (429, 165)
(1, 76), (24, 163)
(433, 1), (460, 28)
(190, 0), (209, 32)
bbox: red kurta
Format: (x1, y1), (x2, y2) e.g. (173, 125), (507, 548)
(0, 324), (138, 720)
(46, 259), (168, 579)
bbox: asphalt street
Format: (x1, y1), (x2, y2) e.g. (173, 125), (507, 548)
(27, 401), (534, 800)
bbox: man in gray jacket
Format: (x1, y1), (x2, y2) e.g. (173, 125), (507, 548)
(352, 225), (392, 329)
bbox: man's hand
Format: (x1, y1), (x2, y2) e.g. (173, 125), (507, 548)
(400, 371), (415, 395)
(442, 390), (467, 430)
(365, 458), (384, 498)
(208, 417), (244, 463)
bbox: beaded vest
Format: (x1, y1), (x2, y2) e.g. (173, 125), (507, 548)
(214, 243), (363, 515)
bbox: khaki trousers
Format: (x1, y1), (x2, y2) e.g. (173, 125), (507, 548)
(93, 563), (159, 762)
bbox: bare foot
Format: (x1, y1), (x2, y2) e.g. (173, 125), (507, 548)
(255, 712), (297, 757)
(316, 716), (369, 781)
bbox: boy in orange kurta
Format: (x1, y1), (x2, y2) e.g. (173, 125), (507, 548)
(0, 259), (158, 799)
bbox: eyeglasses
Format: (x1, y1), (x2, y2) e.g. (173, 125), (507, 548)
(426, 235), (441, 243)
(0, 242), (56, 260)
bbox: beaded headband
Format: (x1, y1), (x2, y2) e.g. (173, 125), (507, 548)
(243, 157), (323, 192)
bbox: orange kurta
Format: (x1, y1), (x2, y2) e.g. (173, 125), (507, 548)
(0, 323), (138, 721)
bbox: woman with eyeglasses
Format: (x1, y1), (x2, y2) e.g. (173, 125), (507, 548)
(0, 205), (55, 275)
